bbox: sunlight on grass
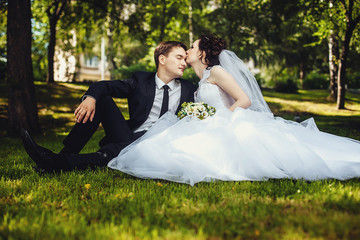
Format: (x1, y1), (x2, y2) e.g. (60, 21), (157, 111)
(264, 89), (360, 117)
(266, 96), (360, 116)
(60, 82), (90, 91)
(0, 98), (7, 105)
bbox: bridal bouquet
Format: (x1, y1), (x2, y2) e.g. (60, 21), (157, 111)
(177, 102), (216, 120)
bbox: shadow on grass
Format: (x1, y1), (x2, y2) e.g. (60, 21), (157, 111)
(0, 82), (129, 137)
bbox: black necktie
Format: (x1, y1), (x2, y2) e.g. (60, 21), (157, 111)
(159, 85), (169, 117)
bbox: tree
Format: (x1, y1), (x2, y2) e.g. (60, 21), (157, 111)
(336, 0), (360, 109)
(67, 0), (144, 77)
(328, 29), (339, 100)
(46, 0), (70, 83)
(7, 0), (40, 135)
(307, 0), (360, 109)
(208, 0), (321, 88)
(127, 0), (192, 45)
(327, 0), (339, 100)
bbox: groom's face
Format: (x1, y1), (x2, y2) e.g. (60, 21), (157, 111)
(159, 47), (187, 78)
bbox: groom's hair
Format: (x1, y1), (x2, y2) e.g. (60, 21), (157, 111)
(154, 41), (187, 69)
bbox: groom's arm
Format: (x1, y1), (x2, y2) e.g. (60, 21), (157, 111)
(84, 78), (137, 102)
(74, 77), (138, 123)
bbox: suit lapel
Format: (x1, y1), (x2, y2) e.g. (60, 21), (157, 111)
(144, 74), (156, 117)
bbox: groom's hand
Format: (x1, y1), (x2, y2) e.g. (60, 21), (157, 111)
(74, 97), (96, 123)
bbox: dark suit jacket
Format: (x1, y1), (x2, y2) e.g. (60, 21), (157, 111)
(84, 71), (197, 131)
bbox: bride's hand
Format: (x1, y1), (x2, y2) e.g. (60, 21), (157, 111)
(74, 97), (96, 123)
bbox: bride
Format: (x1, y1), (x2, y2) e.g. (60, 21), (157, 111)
(108, 34), (360, 186)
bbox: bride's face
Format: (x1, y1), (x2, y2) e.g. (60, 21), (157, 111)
(186, 39), (203, 66)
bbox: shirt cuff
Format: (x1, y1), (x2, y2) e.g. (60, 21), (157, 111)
(82, 95), (96, 102)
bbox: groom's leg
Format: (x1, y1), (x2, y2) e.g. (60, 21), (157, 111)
(61, 113), (100, 154)
(96, 130), (147, 160)
(60, 96), (135, 170)
(22, 94), (136, 171)
(62, 96), (132, 154)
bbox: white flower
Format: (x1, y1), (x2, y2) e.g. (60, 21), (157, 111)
(177, 102), (216, 120)
(202, 111), (209, 118)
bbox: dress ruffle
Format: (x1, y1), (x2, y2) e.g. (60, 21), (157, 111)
(108, 108), (360, 186)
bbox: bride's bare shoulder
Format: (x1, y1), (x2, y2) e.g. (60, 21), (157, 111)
(209, 65), (233, 84)
(210, 65), (224, 72)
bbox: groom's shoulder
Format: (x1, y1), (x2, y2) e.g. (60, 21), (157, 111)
(177, 78), (197, 90)
(132, 71), (156, 81)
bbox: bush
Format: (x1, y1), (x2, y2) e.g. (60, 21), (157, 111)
(269, 68), (299, 93)
(302, 71), (329, 89)
(347, 72), (360, 89)
(254, 73), (264, 89)
(112, 63), (156, 79)
(113, 63), (200, 86)
(274, 78), (298, 93)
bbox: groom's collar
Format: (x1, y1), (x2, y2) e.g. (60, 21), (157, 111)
(155, 73), (178, 90)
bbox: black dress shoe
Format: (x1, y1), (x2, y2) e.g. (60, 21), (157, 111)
(21, 129), (62, 171)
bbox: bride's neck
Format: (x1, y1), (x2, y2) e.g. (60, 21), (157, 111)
(191, 61), (207, 79)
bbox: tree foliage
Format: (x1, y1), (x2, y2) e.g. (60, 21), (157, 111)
(304, 0), (360, 108)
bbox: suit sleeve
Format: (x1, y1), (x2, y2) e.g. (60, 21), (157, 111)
(82, 77), (137, 102)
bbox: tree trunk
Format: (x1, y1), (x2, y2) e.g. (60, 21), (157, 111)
(47, 17), (57, 83)
(336, 0), (360, 109)
(188, 1), (193, 45)
(107, 29), (116, 80)
(107, 12), (117, 79)
(328, 0), (338, 100)
(328, 31), (338, 101)
(336, 29), (351, 109)
(7, 0), (40, 135)
(46, 0), (69, 84)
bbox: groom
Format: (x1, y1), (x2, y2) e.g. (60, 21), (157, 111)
(22, 41), (197, 172)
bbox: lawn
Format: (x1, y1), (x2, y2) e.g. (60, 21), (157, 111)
(0, 82), (360, 239)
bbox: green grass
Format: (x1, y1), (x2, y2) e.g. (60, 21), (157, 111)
(1, 82), (360, 239)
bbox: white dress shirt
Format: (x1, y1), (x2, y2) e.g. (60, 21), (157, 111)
(133, 73), (181, 133)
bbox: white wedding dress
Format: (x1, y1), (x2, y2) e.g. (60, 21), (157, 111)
(108, 65), (360, 186)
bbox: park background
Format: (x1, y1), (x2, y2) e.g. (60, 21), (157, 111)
(1, 0), (360, 239)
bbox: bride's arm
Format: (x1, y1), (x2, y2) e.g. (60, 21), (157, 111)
(208, 67), (251, 111)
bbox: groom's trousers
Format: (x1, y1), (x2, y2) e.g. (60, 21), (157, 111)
(58, 96), (146, 170)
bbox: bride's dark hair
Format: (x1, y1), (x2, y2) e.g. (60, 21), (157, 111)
(198, 33), (227, 68)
